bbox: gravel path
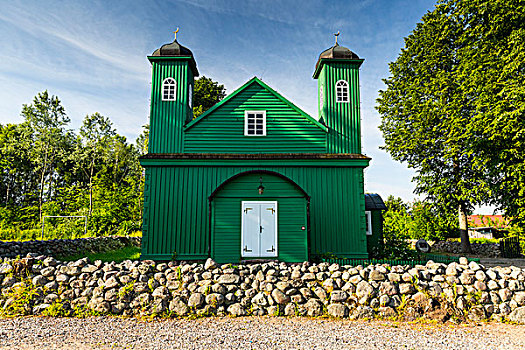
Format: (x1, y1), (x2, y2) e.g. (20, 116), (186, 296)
(0, 317), (524, 350)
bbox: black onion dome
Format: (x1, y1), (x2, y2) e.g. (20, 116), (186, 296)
(315, 43), (360, 70)
(152, 39), (194, 57)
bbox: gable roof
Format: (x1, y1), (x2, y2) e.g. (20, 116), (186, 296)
(184, 77), (328, 132)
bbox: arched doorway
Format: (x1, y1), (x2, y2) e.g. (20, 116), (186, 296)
(209, 171), (309, 263)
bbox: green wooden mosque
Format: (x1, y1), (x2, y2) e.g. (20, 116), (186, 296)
(140, 32), (386, 263)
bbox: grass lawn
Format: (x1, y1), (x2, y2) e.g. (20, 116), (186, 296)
(57, 245), (141, 263)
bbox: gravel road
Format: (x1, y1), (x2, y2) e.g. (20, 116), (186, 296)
(0, 316), (523, 350)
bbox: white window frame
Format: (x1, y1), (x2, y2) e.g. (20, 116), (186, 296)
(336, 80), (349, 103)
(365, 210), (373, 236)
(188, 84), (192, 107)
(241, 201), (278, 258)
(162, 78), (176, 101)
(244, 110), (267, 136)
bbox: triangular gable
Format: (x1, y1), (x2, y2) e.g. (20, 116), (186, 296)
(184, 77), (327, 132)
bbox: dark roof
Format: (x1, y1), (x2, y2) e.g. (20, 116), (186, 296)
(149, 38), (199, 76)
(365, 193), (387, 210)
(315, 43), (360, 70)
(152, 39), (194, 57)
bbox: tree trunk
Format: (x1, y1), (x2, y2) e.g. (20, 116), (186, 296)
(5, 182), (9, 206)
(88, 164), (94, 217)
(458, 202), (473, 254)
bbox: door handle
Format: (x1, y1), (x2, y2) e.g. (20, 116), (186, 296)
(259, 225), (263, 233)
(266, 245), (275, 252)
(243, 245), (252, 252)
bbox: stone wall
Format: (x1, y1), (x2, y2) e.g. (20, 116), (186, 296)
(0, 236), (141, 258)
(432, 240), (500, 258)
(0, 256), (524, 323)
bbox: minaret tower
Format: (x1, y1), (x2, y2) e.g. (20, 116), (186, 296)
(147, 29), (199, 153)
(313, 33), (364, 154)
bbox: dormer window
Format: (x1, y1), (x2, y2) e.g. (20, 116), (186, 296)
(336, 80), (349, 103)
(244, 111), (266, 136)
(162, 78), (176, 101)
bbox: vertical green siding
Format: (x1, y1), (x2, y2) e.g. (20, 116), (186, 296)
(184, 82), (326, 153)
(149, 60), (192, 153)
(141, 164), (367, 261)
(211, 173), (308, 263)
(318, 62), (362, 154)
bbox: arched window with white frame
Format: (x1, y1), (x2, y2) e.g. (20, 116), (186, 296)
(162, 78), (176, 101)
(336, 80), (349, 103)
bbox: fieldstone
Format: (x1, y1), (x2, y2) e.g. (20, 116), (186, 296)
(56, 274), (70, 284)
(227, 303), (246, 316)
(302, 273), (316, 281)
(369, 270), (385, 281)
(475, 270), (486, 281)
(40, 266), (56, 277)
(252, 292), (268, 306)
(499, 288), (512, 302)
(271, 289), (290, 304)
(32, 275), (47, 286)
(388, 273), (401, 282)
(327, 303), (348, 318)
(330, 290), (347, 303)
(284, 303), (296, 316)
(205, 293), (225, 306)
(488, 280), (499, 290)
(204, 258), (218, 270)
(499, 302), (512, 315)
(474, 280), (487, 291)
(459, 257), (468, 265)
(351, 305), (374, 320)
(379, 306), (397, 318)
(188, 293), (205, 308)
(33, 304), (51, 314)
(305, 299), (323, 317)
(218, 274), (240, 285)
(515, 292), (525, 306)
(44, 293), (59, 304)
(459, 273), (474, 285)
(80, 265), (97, 274)
(508, 306), (525, 324)
(356, 281), (374, 299)
(379, 294), (390, 307)
(313, 286), (328, 300)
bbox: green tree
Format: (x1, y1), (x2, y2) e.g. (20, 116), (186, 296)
(453, 0), (525, 227)
(192, 76), (226, 118)
(376, 2), (496, 253)
(21, 91), (72, 221)
(75, 113), (117, 217)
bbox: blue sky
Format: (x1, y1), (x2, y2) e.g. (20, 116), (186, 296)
(0, 0), (492, 213)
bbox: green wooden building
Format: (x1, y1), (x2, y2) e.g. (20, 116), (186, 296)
(140, 34), (384, 263)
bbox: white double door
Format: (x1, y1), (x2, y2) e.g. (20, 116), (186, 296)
(241, 201), (277, 258)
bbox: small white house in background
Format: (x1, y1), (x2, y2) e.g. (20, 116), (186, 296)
(467, 215), (509, 239)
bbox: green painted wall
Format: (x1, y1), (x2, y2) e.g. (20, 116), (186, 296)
(211, 173), (308, 263)
(366, 210), (384, 255)
(316, 60), (362, 154)
(140, 159), (368, 261)
(148, 59), (194, 153)
(184, 81), (326, 153)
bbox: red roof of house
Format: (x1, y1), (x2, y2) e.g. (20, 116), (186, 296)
(468, 215), (509, 228)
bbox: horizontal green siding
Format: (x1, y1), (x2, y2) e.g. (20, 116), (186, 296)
(184, 82), (326, 153)
(149, 60), (192, 154)
(141, 164), (367, 261)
